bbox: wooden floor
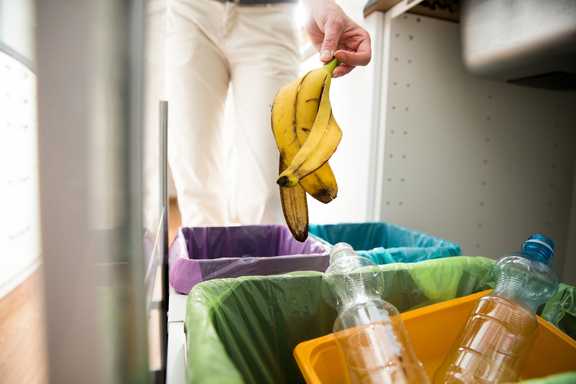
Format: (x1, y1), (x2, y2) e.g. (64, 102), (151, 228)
(169, 197), (181, 242)
(0, 199), (181, 384)
(0, 271), (47, 384)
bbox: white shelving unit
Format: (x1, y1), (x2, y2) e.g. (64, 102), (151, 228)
(366, 3), (576, 284)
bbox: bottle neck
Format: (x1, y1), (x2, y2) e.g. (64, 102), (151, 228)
(493, 256), (558, 313)
(326, 246), (376, 310)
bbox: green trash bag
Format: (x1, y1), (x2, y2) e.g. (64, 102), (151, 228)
(184, 256), (575, 384)
(521, 372), (576, 384)
(309, 222), (461, 265)
(541, 283), (576, 340)
(185, 256), (492, 383)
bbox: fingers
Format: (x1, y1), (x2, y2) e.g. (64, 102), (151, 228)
(320, 17), (345, 62)
(332, 64), (354, 78)
(334, 36), (371, 66)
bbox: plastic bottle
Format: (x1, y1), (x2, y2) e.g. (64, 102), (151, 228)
(324, 243), (429, 384)
(434, 234), (558, 384)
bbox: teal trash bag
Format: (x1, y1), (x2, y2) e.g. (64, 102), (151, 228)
(185, 256), (494, 384)
(309, 222), (461, 265)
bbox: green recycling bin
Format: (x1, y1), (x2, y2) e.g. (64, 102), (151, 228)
(184, 256), (575, 384)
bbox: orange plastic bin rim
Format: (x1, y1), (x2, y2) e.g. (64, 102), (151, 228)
(294, 290), (576, 384)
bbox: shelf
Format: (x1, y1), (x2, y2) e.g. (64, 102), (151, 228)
(363, 0), (460, 22)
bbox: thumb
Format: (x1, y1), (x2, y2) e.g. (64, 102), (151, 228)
(320, 18), (344, 62)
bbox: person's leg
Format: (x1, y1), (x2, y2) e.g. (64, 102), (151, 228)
(226, 4), (301, 224)
(166, 0), (231, 226)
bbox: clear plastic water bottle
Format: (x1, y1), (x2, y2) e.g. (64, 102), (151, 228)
(324, 243), (429, 384)
(434, 234), (558, 384)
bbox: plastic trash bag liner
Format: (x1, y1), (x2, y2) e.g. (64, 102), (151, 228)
(309, 222), (461, 264)
(185, 256), (497, 384)
(169, 225), (329, 294)
(542, 283), (576, 340)
(522, 372), (576, 384)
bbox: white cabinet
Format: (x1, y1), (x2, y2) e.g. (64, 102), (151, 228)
(366, 11), (576, 283)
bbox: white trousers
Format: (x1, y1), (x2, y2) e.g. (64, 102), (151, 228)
(166, 0), (300, 226)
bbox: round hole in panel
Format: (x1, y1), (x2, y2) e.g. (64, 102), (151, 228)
(390, 129), (396, 135)
(386, 201), (391, 206)
(402, 154), (407, 159)
(416, 17), (421, 23)
(387, 177), (392, 182)
(483, 159), (489, 166)
(408, 35), (414, 40)
(400, 178), (405, 182)
(393, 81), (398, 86)
(485, 116), (491, 121)
(485, 137), (491, 143)
(479, 201), (485, 207)
(389, 154), (394, 159)
(407, 59), (413, 64)
(475, 243), (481, 249)
(395, 33), (400, 38)
(394, 57), (399, 62)
(398, 201), (404, 206)
(392, 105), (396, 110)
(406, 83), (411, 88)
(481, 181), (487, 187)
(477, 223), (483, 229)
(403, 130), (408, 135)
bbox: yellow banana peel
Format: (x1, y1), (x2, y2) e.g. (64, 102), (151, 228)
(271, 59), (342, 241)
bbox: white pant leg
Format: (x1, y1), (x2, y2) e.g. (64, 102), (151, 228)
(226, 4), (300, 224)
(166, 0), (231, 226)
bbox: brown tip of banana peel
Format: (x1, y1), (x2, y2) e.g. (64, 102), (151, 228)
(277, 174), (298, 187)
(292, 229), (309, 242)
(317, 188), (337, 204)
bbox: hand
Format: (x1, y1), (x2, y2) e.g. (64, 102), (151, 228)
(305, 0), (371, 77)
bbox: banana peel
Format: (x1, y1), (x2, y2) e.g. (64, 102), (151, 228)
(277, 60), (342, 188)
(271, 70), (338, 204)
(271, 59), (342, 241)
(279, 156), (308, 242)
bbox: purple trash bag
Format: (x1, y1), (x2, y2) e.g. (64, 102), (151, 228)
(169, 225), (329, 294)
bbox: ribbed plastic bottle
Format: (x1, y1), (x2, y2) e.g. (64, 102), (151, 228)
(434, 234), (559, 384)
(324, 243), (429, 384)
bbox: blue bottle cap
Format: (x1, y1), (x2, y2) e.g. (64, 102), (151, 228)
(522, 233), (555, 265)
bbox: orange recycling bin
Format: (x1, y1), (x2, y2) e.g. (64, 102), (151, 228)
(294, 290), (576, 383)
